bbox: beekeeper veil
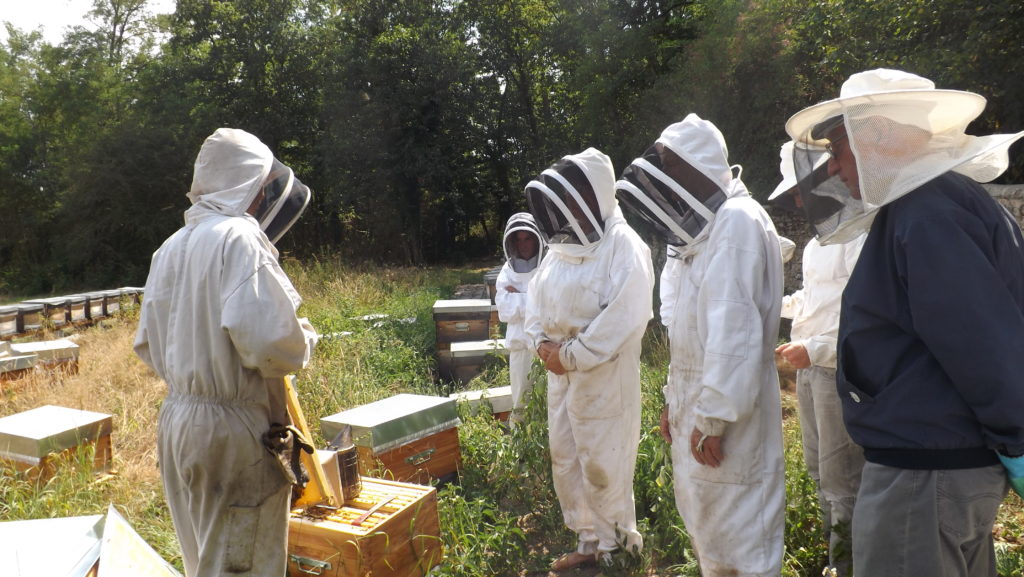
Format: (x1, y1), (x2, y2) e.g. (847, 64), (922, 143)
(786, 68), (1024, 243)
(188, 128), (311, 244)
(615, 113), (742, 254)
(525, 148), (618, 253)
(502, 212), (545, 273)
(768, 140), (871, 245)
(251, 159), (312, 243)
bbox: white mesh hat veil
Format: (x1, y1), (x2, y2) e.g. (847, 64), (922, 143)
(786, 69), (1024, 242)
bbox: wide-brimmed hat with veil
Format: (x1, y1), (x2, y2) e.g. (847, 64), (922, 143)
(784, 69), (1024, 242)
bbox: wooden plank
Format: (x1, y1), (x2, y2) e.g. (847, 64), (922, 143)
(284, 375), (339, 509)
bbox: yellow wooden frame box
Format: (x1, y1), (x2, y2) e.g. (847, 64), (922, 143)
(288, 477), (442, 577)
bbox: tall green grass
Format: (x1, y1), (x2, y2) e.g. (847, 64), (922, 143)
(2, 259), (1023, 575)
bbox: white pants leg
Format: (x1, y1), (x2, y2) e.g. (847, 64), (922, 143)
(159, 398), (291, 577)
(508, 347), (534, 411)
(547, 374), (643, 554)
(797, 365), (865, 576)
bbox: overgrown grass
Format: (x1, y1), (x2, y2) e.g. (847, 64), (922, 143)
(3, 260), (1024, 576)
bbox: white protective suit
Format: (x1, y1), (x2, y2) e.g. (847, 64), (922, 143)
(524, 148), (654, 556)
(654, 116), (785, 576)
(495, 212), (545, 413)
(134, 128), (318, 577)
(781, 236), (864, 368)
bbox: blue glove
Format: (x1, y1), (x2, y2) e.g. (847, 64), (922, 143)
(998, 453), (1024, 498)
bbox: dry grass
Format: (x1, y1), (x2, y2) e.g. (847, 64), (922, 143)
(0, 312), (179, 565)
(2, 316), (163, 486)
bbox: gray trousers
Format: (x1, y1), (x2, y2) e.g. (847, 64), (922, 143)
(853, 462), (1008, 577)
(797, 366), (865, 576)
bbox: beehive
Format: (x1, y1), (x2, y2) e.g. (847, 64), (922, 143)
(11, 339), (80, 373)
(67, 295), (88, 323)
(438, 338), (508, 384)
(288, 477), (441, 577)
(85, 292), (107, 320)
(432, 299), (494, 351)
(449, 385), (514, 421)
(0, 405), (113, 478)
(16, 303), (43, 334)
(0, 306), (17, 338)
(321, 394), (461, 485)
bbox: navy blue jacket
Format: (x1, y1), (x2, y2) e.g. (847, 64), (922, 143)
(838, 172), (1024, 469)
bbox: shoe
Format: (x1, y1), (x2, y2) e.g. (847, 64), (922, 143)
(550, 551), (596, 572)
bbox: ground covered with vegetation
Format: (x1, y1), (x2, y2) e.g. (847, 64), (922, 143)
(2, 260), (1024, 576)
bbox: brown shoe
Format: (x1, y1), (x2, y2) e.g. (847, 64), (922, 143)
(550, 552), (596, 572)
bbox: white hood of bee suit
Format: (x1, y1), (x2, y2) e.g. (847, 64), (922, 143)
(186, 128), (273, 221)
(502, 212), (545, 271)
(565, 148), (618, 222)
(555, 148), (626, 259)
(656, 114), (738, 198)
(526, 147), (626, 260)
(656, 113), (750, 257)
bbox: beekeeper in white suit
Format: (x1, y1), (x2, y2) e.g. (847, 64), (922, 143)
(523, 148), (654, 571)
(134, 128), (318, 577)
(495, 212), (545, 418)
(769, 141), (865, 577)
(617, 113), (784, 576)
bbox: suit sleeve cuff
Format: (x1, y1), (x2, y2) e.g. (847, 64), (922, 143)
(558, 340), (578, 372)
(695, 415), (727, 437)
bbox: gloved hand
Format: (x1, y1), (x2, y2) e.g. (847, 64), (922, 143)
(262, 423), (314, 487)
(997, 453), (1024, 498)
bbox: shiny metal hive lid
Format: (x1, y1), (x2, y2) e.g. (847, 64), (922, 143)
(0, 353), (37, 373)
(0, 405), (112, 463)
(449, 339), (508, 358)
(320, 394), (460, 454)
(432, 299), (492, 315)
(449, 385), (513, 414)
(11, 339), (80, 361)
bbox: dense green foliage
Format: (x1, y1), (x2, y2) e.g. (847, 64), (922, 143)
(1, 0), (1023, 294)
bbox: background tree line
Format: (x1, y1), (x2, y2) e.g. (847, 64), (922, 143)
(1, 0), (1021, 295)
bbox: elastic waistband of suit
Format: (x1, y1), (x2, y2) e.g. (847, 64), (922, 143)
(164, 392), (261, 409)
(864, 447), (999, 470)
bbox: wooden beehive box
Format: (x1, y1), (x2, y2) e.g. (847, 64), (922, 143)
(432, 299), (493, 351)
(11, 338), (80, 373)
(0, 405), (113, 479)
(16, 303), (43, 334)
(66, 295), (88, 323)
(449, 385), (514, 421)
(437, 338), (508, 384)
(0, 342), (38, 382)
(102, 290), (122, 316)
(22, 297), (69, 328)
(0, 306), (17, 338)
(321, 394), (461, 485)
(85, 291), (106, 320)
(288, 477), (442, 577)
